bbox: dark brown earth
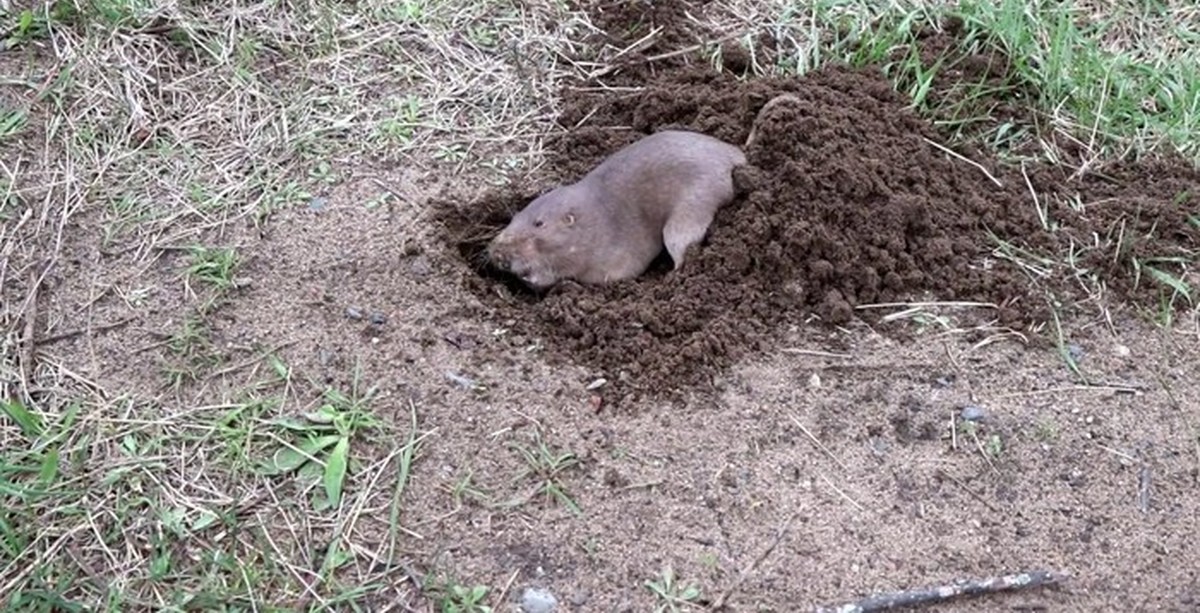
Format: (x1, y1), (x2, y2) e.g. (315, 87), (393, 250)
(434, 15), (1199, 404)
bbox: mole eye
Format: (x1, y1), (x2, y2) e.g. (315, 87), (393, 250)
(533, 220), (544, 228)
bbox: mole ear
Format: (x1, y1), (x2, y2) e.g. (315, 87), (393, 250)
(563, 212), (576, 226)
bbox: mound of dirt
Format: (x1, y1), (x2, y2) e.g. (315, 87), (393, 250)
(432, 4), (1199, 403)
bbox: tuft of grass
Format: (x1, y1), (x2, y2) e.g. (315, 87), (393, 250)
(504, 430), (582, 515)
(185, 245), (241, 292)
(2, 2), (78, 48)
(445, 468), (491, 510)
(1048, 299), (1088, 382)
(0, 107), (28, 142)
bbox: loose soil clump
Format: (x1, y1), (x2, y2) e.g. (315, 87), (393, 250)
(433, 5), (1199, 403)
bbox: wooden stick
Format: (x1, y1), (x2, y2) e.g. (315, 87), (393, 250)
(815, 569), (1069, 612)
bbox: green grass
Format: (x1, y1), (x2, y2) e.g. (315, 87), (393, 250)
(766, 0), (1200, 162)
(0, 360), (423, 609)
(185, 246), (240, 292)
(505, 430), (583, 515)
(256, 372), (385, 511)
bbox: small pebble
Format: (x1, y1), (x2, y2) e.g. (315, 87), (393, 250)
(445, 371), (478, 390)
(932, 374), (956, 388)
(345, 306), (364, 320)
(410, 255), (433, 276)
(869, 437), (890, 456)
(1067, 343), (1085, 362)
(369, 312), (387, 325)
(569, 589), (591, 607)
(520, 587), (558, 613)
(308, 196), (328, 211)
(586, 378), (607, 391)
(1114, 344), (1131, 357)
(808, 373), (821, 388)
(960, 405), (987, 422)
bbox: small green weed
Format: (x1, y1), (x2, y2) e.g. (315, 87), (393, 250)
(1048, 302), (1087, 382)
(383, 0), (430, 23)
(85, 0), (154, 27)
(506, 431), (582, 515)
(645, 565), (701, 613)
(443, 583), (492, 613)
(427, 576), (492, 613)
(377, 94), (424, 144)
(958, 419), (1005, 465)
(167, 314), (211, 357)
(185, 245), (240, 291)
(1034, 418), (1059, 442)
(1133, 257), (1194, 305)
(447, 469), (490, 509)
(214, 395), (281, 470)
(3, 3), (77, 47)
(100, 194), (154, 246)
(985, 432), (1004, 459)
(433, 143), (468, 163)
(0, 107), (27, 141)
(257, 376), (383, 510)
(0, 178), (17, 220)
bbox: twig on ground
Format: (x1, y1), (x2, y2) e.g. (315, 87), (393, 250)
(968, 427), (1000, 475)
(989, 383), (1144, 398)
(856, 300), (998, 310)
(1021, 161), (1048, 230)
(814, 569), (1069, 612)
(1138, 465), (1152, 514)
(781, 348), (853, 359)
(819, 473), (865, 512)
(35, 318), (136, 346)
(493, 568), (521, 609)
(619, 479), (666, 491)
(935, 469), (1002, 514)
(712, 511), (799, 610)
(203, 341), (298, 380)
(788, 413), (849, 472)
(921, 137), (1004, 187)
(587, 31), (744, 80)
(18, 261), (51, 399)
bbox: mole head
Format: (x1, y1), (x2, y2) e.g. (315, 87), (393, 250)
(486, 185), (590, 291)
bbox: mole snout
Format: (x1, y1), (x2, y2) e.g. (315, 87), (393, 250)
(485, 232), (517, 271)
(486, 229), (554, 290)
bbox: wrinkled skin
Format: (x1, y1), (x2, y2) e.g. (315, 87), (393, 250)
(487, 130), (747, 291)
